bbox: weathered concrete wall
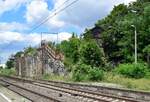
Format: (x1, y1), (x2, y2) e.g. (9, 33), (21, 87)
(15, 55), (43, 78)
(15, 46), (66, 78)
(44, 58), (66, 75)
(25, 56), (43, 78)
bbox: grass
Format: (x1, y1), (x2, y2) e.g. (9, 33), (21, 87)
(41, 73), (72, 82)
(41, 71), (150, 91)
(0, 68), (16, 76)
(104, 72), (150, 91)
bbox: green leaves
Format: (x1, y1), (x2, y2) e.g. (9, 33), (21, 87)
(89, 1), (150, 64)
(79, 40), (105, 67)
(24, 46), (37, 56)
(115, 63), (148, 79)
(59, 36), (80, 64)
(143, 45), (150, 54)
(6, 59), (14, 69)
(73, 63), (104, 81)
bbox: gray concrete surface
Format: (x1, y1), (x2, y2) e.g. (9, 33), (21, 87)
(0, 85), (31, 102)
(78, 82), (124, 88)
(0, 95), (8, 102)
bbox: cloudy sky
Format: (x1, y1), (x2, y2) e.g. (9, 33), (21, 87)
(0, 0), (136, 63)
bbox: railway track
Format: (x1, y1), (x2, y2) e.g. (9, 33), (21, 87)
(39, 79), (150, 102)
(0, 76), (145, 102)
(0, 78), (60, 102)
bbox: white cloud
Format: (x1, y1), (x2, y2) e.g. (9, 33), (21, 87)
(0, 0), (29, 15)
(0, 0), (136, 32)
(0, 31), (72, 45)
(25, 0), (50, 23)
(24, 32), (72, 45)
(124, 0), (137, 4)
(0, 31), (24, 44)
(25, 0), (65, 29)
(25, 0), (136, 31)
(0, 22), (28, 31)
(53, 0), (108, 27)
(53, 0), (137, 28)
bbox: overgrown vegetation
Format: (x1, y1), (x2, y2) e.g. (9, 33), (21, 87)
(104, 72), (150, 91)
(114, 63), (149, 78)
(79, 40), (106, 68)
(56, 0), (150, 85)
(6, 58), (15, 69)
(41, 73), (72, 81)
(24, 46), (37, 56)
(72, 63), (104, 81)
(0, 68), (16, 76)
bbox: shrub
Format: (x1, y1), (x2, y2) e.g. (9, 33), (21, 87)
(72, 63), (90, 81)
(6, 60), (14, 69)
(115, 63), (148, 79)
(63, 57), (74, 72)
(88, 67), (104, 81)
(73, 63), (104, 81)
(79, 40), (106, 67)
(0, 68), (16, 76)
(145, 71), (150, 79)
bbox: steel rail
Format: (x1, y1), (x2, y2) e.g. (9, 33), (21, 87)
(32, 80), (140, 102)
(0, 78), (60, 102)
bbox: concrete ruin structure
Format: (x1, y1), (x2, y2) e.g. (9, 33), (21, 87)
(15, 41), (66, 78)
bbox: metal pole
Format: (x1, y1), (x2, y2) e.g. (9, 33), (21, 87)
(40, 32), (44, 74)
(135, 26), (137, 64)
(41, 32), (43, 46)
(131, 10), (137, 64)
(56, 33), (59, 58)
(57, 33), (58, 44)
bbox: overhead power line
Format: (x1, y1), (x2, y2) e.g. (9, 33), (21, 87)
(30, 0), (79, 33)
(52, 0), (71, 12)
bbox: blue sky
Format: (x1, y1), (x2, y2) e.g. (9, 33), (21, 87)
(0, 0), (136, 64)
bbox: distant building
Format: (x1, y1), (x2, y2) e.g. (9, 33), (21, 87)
(0, 64), (6, 68)
(91, 26), (103, 39)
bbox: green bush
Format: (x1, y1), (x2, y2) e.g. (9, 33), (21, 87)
(73, 63), (89, 81)
(145, 71), (150, 79)
(63, 57), (74, 72)
(0, 68), (16, 76)
(73, 63), (104, 81)
(88, 67), (104, 81)
(6, 60), (14, 69)
(79, 40), (106, 67)
(115, 63), (148, 79)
